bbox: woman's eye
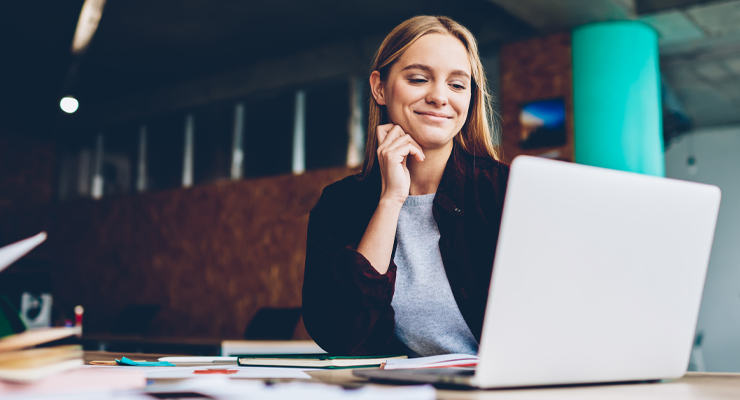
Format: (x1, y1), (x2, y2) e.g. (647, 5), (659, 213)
(450, 83), (466, 90)
(408, 78), (427, 84)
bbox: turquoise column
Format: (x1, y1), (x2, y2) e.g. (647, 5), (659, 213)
(572, 22), (664, 176)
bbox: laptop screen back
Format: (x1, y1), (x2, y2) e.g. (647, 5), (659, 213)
(475, 156), (720, 388)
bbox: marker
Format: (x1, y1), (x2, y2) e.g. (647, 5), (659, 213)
(74, 305), (84, 337)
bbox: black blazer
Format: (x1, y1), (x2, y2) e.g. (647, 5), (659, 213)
(302, 147), (510, 355)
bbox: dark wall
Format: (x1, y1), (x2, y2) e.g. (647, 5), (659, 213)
(500, 33), (574, 163)
(0, 134), (55, 243)
(47, 166), (354, 339)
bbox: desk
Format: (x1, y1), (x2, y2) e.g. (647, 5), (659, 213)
(85, 351), (740, 399)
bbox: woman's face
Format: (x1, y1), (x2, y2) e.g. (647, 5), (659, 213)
(375, 33), (472, 151)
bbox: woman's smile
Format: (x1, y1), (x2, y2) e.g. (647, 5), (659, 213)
(414, 110), (453, 123)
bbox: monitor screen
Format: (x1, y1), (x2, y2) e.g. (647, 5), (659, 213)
(519, 98), (566, 150)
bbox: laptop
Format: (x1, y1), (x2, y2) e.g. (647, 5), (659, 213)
(354, 156), (721, 388)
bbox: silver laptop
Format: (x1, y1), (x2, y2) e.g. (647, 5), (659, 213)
(355, 156), (721, 388)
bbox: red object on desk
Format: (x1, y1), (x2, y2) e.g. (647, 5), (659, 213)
(74, 305), (84, 337)
(193, 369), (238, 375)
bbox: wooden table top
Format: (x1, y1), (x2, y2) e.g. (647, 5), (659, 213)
(84, 351), (740, 399)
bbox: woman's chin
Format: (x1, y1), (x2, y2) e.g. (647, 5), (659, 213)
(408, 131), (457, 151)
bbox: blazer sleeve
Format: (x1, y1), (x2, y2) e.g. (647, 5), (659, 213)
(301, 184), (402, 356)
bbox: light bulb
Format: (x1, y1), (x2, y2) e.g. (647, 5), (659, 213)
(60, 96), (79, 113)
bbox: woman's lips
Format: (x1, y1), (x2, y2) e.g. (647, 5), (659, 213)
(415, 111), (452, 122)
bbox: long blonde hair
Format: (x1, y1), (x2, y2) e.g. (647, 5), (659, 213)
(360, 15), (500, 179)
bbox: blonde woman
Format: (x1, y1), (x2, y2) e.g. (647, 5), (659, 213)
(303, 16), (509, 357)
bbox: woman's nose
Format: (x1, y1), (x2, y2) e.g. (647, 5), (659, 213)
(425, 82), (448, 106)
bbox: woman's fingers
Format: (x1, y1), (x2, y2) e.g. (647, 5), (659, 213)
(402, 142), (425, 163)
(376, 123), (395, 145)
(384, 134), (425, 162)
(377, 124), (405, 147)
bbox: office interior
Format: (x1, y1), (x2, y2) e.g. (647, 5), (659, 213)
(1, 0), (740, 374)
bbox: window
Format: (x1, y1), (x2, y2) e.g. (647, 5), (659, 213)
(146, 113), (185, 191)
(242, 92), (295, 178)
(102, 124), (138, 196)
(194, 103), (233, 185)
(305, 81), (350, 170)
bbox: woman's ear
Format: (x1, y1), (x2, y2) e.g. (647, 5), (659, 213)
(369, 71), (386, 106)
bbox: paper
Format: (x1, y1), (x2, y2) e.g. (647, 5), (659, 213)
(147, 378), (435, 400)
(0, 232), (47, 274)
(85, 364), (311, 379)
(0, 367), (145, 395)
(158, 356), (237, 364)
(116, 356), (175, 367)
(384, 353), (478, 370)
(143, 365), (311, 379)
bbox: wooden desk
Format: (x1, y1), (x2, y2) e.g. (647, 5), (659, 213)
(85, 351), (740, 399)
(308, 368), (740, 399)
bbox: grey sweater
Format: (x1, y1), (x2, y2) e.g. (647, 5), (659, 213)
(391, 194), (479, 357)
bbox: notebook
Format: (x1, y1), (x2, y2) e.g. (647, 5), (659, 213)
(237, 353), (406, 369)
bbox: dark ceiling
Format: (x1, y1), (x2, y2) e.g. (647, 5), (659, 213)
(0, 0), (534, 140)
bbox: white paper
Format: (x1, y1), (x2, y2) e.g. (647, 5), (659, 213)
(143, 366), (311, 379)
(158, 356), (237, 364)
(82, 364), (314, 378)
(148, 378), (435, 400)
(0, 232), (46, 274)
(384, 354), (478, 370)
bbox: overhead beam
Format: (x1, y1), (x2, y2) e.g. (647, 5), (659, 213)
(488, 0), (635, 33)
(71, 0), (107, 55)
(636, 0), (717, 15)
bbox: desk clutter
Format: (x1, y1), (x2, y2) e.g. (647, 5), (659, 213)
(0, 347), (439, 399)
(0, 327), (82, 382)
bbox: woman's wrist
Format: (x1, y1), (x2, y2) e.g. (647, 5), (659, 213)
(379, 192), (407, 208)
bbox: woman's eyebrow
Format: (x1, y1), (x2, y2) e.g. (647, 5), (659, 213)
(401, 63), (470, 79)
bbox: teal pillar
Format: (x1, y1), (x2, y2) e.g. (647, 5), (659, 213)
(572, 22), (664, 176)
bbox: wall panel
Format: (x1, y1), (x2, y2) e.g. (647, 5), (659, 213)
(49, 167), (355, 339)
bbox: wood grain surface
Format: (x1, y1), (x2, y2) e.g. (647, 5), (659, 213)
(49, 167), (356, 341)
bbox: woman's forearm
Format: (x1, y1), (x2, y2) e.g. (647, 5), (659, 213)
(357, 198), (404, 274)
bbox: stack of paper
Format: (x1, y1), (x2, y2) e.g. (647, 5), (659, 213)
(0, 327), (82, 382)
(383, 354), (478, 370)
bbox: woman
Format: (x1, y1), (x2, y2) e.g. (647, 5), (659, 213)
(302, 16), (509, 357)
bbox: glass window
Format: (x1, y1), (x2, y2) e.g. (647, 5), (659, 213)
(242, 92), (295, 178)
(57, 131), (95, 201)
(146, 113), (185, 191)
(194, 103), (233, 185)
(305, 80), (350, 170)
(102, 124), (138, 196)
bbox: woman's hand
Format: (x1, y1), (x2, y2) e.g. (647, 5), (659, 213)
(376, 124), (425, 204)
(357, 124), (425, 274)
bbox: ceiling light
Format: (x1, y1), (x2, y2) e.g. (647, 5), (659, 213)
(60, 96), (79, 113)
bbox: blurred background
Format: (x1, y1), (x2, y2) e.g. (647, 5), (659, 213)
(0, 0), (739, 371)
